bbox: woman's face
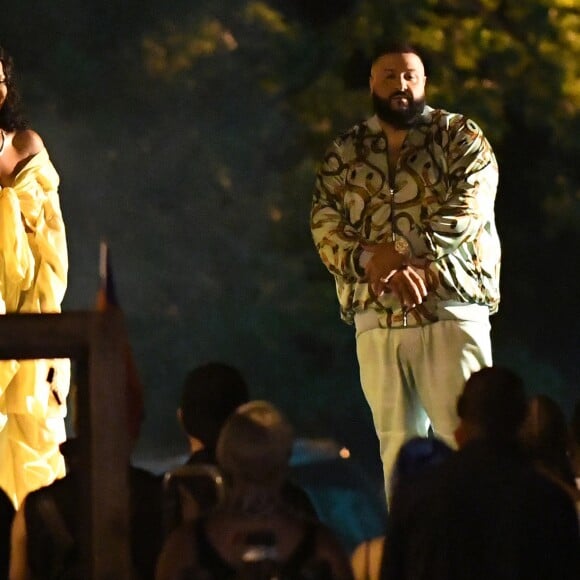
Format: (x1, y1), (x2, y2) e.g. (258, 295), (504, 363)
(0, 61), (7, 110)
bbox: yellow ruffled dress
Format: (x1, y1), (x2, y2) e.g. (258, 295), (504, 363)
(0, 148), (69, 507)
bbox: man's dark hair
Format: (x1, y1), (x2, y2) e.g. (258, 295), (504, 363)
(371, 42), (430, 76)
(0, 46), (28, 131)
(456, 366), (528, 439)
(180, 362), (249, 455)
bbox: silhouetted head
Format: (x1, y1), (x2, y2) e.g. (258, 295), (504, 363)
(216, 400), (294, 487)
(179, 362), (249, 458)
(0, 46), (28, 131)
(571, 399), (580, 446)
(569, 399), (580, 480)
(520, 395), (569, 455)
(456, 366), (528, 442)
(390, 436), (453, 500)
(520, 394), (576, 486)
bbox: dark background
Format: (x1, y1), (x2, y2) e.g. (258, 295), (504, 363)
(2, 0), (578, 482)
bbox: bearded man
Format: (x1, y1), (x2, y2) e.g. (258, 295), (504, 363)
(310, 43), (501, 503)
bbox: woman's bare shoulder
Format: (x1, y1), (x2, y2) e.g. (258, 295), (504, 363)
(12, 129), (45, 157)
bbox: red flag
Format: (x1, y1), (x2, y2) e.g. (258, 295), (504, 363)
(96, 241), (144, 441)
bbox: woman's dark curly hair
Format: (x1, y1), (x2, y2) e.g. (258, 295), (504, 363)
(0, 46), (28, 131)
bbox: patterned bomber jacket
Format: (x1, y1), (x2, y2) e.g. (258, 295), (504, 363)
(310, 107), (501, 328)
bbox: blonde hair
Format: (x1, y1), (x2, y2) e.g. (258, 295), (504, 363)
(216, 400), (294, 485)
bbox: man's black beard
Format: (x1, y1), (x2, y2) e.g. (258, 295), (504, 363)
(372, 92), (425, 129)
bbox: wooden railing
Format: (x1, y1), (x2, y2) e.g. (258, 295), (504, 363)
(0, 311), (132, 579)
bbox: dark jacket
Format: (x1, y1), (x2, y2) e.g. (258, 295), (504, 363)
(24, 460), (163, 580)
(382, 439), (580, 580)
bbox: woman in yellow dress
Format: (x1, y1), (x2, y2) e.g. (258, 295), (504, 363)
(0, 46), (69, 507)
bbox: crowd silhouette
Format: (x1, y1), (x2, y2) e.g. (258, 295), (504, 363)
(381, 366), (580, 580)
(0, 362), (577, 579)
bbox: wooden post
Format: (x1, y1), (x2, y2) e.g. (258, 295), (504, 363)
(0, 311), (132, 579)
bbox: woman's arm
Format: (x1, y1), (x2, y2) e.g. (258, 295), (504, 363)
(9, 500), (31, 580)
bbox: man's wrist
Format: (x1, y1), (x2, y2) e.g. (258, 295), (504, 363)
(359, 249), (373, 269)
(354, 245), (370, 278)
(394, 236), (411, 263)
(394, 236), (410, 256)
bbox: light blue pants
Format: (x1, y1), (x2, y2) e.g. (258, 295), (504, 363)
(356, 318), (492, 504)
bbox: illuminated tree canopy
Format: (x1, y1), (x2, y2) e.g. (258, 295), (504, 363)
(2, 1), (578, 456)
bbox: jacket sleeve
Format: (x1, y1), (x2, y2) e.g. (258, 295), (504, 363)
(421, 117), (498, 261)
(310, 142), (366, 281)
